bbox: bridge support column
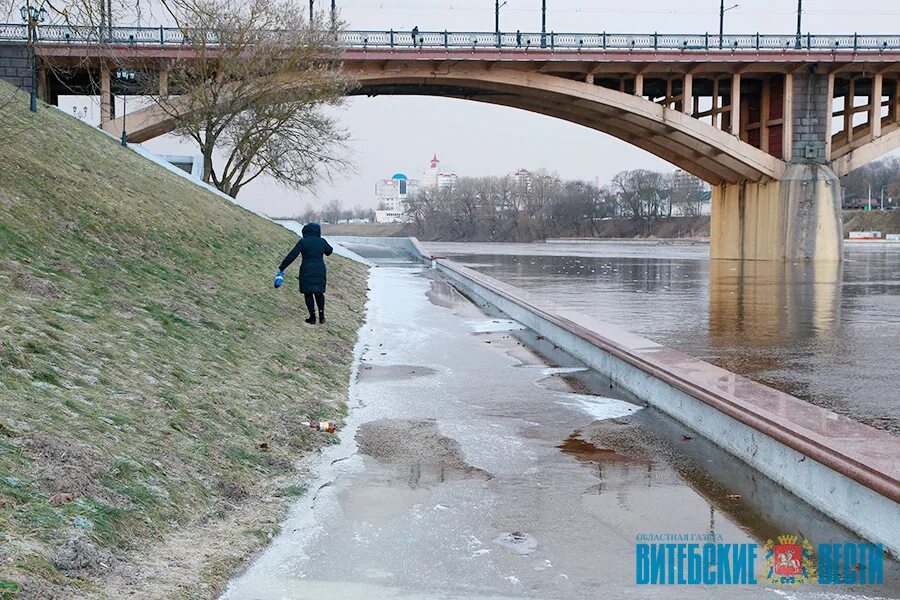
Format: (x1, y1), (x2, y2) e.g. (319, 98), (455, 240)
(159, 65), (169, 99)
(711, 164), (843, 261)
(100, 66), (111, 125)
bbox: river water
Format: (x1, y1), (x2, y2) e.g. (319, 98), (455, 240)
(423, 241), (900, 435)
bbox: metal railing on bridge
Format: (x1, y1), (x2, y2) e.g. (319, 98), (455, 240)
(2, 23), (900, 52)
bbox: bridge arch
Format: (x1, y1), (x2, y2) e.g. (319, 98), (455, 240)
(107, 62), (787, 185)
(348, 65), (787, 185)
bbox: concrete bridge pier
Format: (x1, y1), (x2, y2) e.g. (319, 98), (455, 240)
(712, 69), (844, 262)
(710, 164), (843, 261)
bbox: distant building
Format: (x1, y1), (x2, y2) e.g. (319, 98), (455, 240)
(423, 154), (458, 190)
(669, 190), (712, 216)
(669, 169), (711, 216)
(513, 168), (532, 189)
(374, 173), (419, 223)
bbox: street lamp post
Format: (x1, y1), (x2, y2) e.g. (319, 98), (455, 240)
(115, 67), (135, 146)
(796, 0), (803, 49)
(20, 2), (47, 113)
(495, 0), (507, 47)
(309, 0), (314, 24)
(541, 0), (547, 48)
(718, 0), (739, 49)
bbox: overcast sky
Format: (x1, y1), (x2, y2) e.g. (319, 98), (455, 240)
(59, 0), (900, 216)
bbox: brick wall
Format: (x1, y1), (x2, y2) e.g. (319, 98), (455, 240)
(791, 70), (831, 164)
(0, 43), (32, 92)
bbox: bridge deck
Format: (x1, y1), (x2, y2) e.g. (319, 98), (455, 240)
(34, 44), (900, 74)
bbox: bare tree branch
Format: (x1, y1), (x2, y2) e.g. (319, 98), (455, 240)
(136, 0), (352, 198)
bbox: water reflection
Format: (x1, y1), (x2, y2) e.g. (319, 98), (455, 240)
(709, 260), (841, 345)
(708, 260), (842, 383)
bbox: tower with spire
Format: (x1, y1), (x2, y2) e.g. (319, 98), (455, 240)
(423, 154), (441, 189)
(423, 154), (457, 190)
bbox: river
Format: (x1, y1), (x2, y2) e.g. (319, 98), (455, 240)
(423, 241), (900, 435)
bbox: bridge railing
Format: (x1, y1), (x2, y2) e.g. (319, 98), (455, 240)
(2, 24), (900, 51)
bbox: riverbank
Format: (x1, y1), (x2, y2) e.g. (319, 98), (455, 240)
(843, 209), (900, 235)
(0, 81), (368, 598)
(321, 218), (709, 241)
(318, 209), (900, 242)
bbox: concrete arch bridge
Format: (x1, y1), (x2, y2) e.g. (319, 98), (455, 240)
(10, 27), (900, 260)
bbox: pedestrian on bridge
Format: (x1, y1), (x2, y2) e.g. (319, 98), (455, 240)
(276, 222), (333, 325)
(411, 26), (419, 47)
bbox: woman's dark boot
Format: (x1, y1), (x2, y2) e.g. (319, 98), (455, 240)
(304, 314), (316, 325)
(318, 310), (326, 324)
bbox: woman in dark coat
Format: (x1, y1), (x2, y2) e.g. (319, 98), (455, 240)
(278, 222), (333, 324)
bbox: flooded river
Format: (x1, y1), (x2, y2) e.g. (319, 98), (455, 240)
(423, 241), (900, 435)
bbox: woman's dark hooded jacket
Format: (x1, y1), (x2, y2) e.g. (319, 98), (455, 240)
(279, 223), (333, 293)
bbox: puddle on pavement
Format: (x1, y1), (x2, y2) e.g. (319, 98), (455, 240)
(356, 363), (437, 383)
(337, 419), (493, 522)
(355, 419), (491, 484)
(424, 277), (484, 317)
(557, 430), (642, 464)
(571, 408), (900, 589)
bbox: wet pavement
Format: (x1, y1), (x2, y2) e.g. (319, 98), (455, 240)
(220, 249), (900, 600)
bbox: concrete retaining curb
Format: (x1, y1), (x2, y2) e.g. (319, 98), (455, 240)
(329, 235), (432, 263)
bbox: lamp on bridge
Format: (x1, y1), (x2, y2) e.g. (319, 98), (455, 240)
(20, 2), (47, 113)
(114, 68), (136, 146)
(718, 0), (739, 49)
(541, 0), (547, 48)
(495, 0), (507, 47)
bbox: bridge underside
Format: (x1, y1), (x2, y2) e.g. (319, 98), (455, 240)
(352, 83), (765, 185)
(344, 65), (787, 187)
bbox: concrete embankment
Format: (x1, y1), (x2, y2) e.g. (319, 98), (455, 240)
(335, 236), (900, 556)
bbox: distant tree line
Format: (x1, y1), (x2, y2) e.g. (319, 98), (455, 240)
(293, 200), (374, 224)
(405, 169), (709, 242)
(840, 157), (900, 209)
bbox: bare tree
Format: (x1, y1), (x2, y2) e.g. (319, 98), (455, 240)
(667, 170), (706, 216)
(147, 0), (352, 197)
(321, 198), (343, 223)
(610, 169), (671, 233)
(840, 156), (900, 208)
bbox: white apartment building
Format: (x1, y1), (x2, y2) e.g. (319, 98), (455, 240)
(374, 173), (419, 223)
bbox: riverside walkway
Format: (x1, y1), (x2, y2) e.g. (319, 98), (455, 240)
(219, 247), (897, 599)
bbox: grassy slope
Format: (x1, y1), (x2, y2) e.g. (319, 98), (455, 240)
(0, 81), (367, 598)
(842, 209), (900, 235)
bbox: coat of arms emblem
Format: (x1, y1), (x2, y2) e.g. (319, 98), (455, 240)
(762, 535), (817, 585)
